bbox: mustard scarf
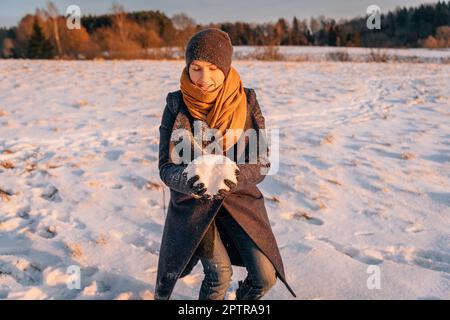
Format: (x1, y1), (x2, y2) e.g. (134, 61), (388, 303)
(180, 66), (247, 152)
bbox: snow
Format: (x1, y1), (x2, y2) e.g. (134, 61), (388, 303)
(233, 46), (450, 62)
(184, 154), (238, 197)
(149, 45), (450, 63)
(0, 57), (449, 300)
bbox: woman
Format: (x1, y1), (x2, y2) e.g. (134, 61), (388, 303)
(155, 28), (296, 300)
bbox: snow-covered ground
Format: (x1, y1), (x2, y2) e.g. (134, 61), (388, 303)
(0, 59), (449, 300)
(152, 46), (450, 63)
(234, 45), (450, 62)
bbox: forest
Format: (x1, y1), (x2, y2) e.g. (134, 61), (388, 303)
(0, 1), (449, 59)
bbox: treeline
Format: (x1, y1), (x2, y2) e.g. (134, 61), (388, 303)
(216, 1), (450, 48)
(0, 1), (449, 59)
(0, 3), (197, 59)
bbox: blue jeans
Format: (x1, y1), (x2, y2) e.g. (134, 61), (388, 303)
(198, 211), (277, 300)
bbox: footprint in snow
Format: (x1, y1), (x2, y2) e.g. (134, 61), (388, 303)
(105, 150), (124, 161)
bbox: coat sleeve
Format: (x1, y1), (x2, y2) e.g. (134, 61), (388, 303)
(158, 93), (194, 196)
(235, 89), (271, 191)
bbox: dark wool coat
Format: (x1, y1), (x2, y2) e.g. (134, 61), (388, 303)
(155, 88), (296, 299)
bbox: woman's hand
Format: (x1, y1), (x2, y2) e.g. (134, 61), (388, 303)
(213, 168), (240, 200)
(187, 174), (208, 199)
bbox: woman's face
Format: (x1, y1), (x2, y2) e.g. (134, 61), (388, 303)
(188, 60), (225, 93)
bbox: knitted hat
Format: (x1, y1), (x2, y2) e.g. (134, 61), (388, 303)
(185, 28), (233, 77)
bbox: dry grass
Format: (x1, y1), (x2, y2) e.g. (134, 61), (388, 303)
(325, 178), (342, 186)
(25, 162), (38, 172)
(291, 54), (311, 62)
(327, 51), (350, 62)
(0, 160), (15, 169)
(73, 100), (89, 108)
(368, 49), (389, 62)
(242, 46), (287, 61)
(46, 163), (62, 169)
(0, 188), (13, 202)
(145, 47), (182, 60)
(88, 180), (102, 188)
(312, 196), (327, 210)
(96, 233), (108, 246)
(401, 152), (416, 160)
(139, 290), (155, 300)
(100, 47), (181, 60)
(145, 181), (163, 190)
(67, 243), (83, 259)
(321, 133), (335, 145)
(266, 195), (280, 203)
(292, 210), (314, 220)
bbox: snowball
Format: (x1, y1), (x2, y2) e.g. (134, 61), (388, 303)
(184, 154), (238, 197)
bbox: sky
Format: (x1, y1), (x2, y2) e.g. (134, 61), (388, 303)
(0, 0), (432, 28)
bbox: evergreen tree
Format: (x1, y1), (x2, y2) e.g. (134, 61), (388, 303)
(27, 19), (54, 58)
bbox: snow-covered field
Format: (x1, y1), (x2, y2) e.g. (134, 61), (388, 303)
(154, 46), (450, 63)
(234, 45), (450, 62)
(0, 59), (449, 300)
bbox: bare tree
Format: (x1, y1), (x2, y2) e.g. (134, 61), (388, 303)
(171, 13), (197, 47)
(309, 17), (321, 34)
(423, 35), (438, 48)
(111, 3), (128, 43)
(436, 26), (450, 47)
(46, 1), (62, 57)
(172, 13), (196, 31)
(2, 38), (14, 57)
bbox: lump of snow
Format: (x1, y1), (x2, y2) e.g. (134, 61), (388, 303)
(82, 281), (98, 296)
(184, 154), (238, 197)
